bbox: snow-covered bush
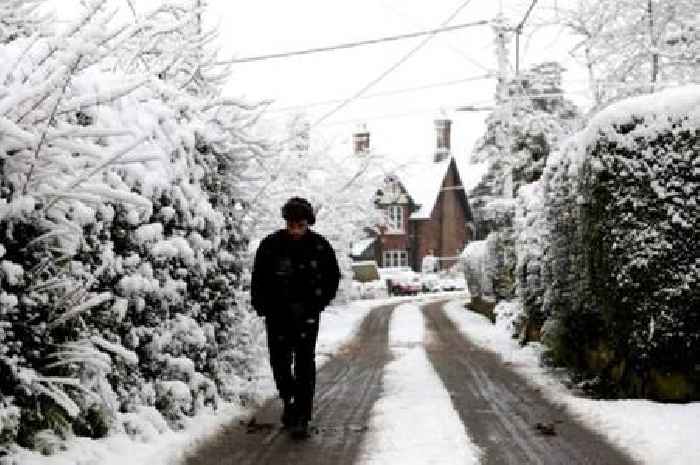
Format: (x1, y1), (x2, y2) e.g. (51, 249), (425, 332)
(542, 86), (700, 400)
(462, 240), (492, 298)
(0, 0), (266, 452)
(466, 62), (579, 323)
(513, 180), (547, 340)
(462, 229), (515, 300)
(494, 300), (525, 339)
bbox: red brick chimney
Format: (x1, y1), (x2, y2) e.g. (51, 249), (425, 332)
(434, 118), (451, 162)
(353, 123), (370, 155)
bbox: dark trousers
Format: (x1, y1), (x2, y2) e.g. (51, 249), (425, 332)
(265, 306), (320, 422)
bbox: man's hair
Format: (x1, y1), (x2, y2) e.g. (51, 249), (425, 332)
(281, 197), (316, 225)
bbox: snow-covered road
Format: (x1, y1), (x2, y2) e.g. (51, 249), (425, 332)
(180, 298), (635, 465)
(17, 297), (698, 465)
(356, 302), (480, 464)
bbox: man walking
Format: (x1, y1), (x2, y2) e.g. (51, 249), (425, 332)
(251, 197), (341, 439)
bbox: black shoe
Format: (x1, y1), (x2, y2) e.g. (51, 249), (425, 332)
(289, 419), (310, 440)
(281, 399), (296, 428)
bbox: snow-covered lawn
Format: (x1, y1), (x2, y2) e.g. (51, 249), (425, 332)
(357, 302), (480, 465)
(442, 299), (700, 465)
(9, 298), (387, 465)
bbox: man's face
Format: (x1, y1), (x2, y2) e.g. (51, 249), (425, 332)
(286, 219), (309, 239)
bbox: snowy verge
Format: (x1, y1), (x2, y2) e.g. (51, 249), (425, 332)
(9, 299), (392, 465)
(442, 299), (700, 465)
(357, 303), (480, 465)
(8, 403), (247, 465)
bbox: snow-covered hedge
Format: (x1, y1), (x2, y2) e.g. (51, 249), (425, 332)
(462, 240), (491, 298)
(0, 1), (266, 452)
(542, 86), (700, 400)
(513, 180), (546, 338)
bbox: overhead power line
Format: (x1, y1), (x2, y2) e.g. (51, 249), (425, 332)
(377, 0), (492, 72)
(246, 0), (478, 214)
(311, 0), (477, 129)
(318, 104), (491, 127)
(216, 19), (490, 65)
(319, 91), (590, 127)
(267, 73), (493, 114)
(515, 0), (539, 74)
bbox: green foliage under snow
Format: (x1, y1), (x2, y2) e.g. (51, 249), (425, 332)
(0, 0), (268, 452)
(542, 87), (699, 400)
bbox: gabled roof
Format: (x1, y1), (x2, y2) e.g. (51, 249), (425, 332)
(351, 237), (376, 257)
(395, 156), (474, 220)
(399, 158), (451, 219)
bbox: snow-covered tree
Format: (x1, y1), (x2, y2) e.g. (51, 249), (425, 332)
(465, 62), (579, 314)
(0, 0), (269, 451)
(244, 114), (384, 302)
(543, 0), (699, 105)
(0, 0), (48, 43)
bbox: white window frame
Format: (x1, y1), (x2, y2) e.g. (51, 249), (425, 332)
(386, 205), (404, 233)
(382, 249), (408, 268)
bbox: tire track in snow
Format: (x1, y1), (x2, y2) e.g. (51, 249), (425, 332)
(422, 300), (638, 465)
(356, 302), (481, 465)
(181, 303), (395, 465)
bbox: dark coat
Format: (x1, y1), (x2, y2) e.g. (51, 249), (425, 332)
(251, 229), (341, 318)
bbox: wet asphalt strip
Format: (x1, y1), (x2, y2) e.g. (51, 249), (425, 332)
(181, 303), (396, 465)
(421, 300), (639, 465)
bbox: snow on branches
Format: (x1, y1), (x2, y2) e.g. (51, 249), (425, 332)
(540, 0), (699, 105)
(0, 0), (269, 451)
(243, 114), (385, 303)
(541, 85), (700, 400)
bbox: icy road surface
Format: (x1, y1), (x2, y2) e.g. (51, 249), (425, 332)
(181, 300), (636, 465)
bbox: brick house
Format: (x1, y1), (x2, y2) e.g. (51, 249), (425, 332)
(351, 119), (475, 271)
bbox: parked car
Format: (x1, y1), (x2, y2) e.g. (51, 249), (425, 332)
(439, 277), (466, 291)
(351, 279), (388, 299)
(420, 273), (441, 293)
(388, 273), (422, 296)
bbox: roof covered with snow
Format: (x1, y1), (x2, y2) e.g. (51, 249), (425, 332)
(351, 237), (376, 256)
(398, 159), (451, 219)
(395, 156), (482, 220)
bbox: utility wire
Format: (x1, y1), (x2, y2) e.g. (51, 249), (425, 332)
(517, 0), (540, 31)
(318, 105), (488, 127)
(319, 91), (589, 127)
(515, 0), (539, 73)
(377, 0), (492, 72)
(267, 73), (493, 114)
(215, 19), (489, 65)
(247, 0), (478, 217)
(310, 0), (478, 129)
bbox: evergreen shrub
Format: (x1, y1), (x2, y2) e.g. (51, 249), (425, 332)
(543, 88), (700, 400)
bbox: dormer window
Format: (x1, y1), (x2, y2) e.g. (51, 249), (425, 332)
(391, 182), (401, 197)
(387, 204), (403, 232)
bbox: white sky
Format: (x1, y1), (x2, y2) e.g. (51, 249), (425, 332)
(55, 0), (591, 164)
(205, 0), (591, 163)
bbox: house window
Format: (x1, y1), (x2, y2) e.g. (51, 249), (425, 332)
(387, 205), (403, 232)
(383, 250), (408, 268)
(391, 182), (401, 197)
